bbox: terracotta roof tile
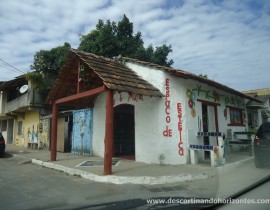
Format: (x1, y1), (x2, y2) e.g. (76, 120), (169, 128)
(48, 49), (163, 101)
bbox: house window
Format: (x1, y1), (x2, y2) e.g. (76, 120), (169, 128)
(228, 107), (244, 126)
(17, 121), (23, 135)
(7, 89), (19, 102)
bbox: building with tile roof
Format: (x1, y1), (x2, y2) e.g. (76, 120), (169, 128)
(48, 49), (260, 174)
(243, 88), (270, 127)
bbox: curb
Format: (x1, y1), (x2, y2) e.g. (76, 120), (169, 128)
(31, 158), (218, 185)
(32, 158), (254, 185)
(14, 154), (254, 185)
(217, 157), (254, 174)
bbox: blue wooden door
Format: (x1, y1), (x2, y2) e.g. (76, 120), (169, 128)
(72, 108), (93, 156)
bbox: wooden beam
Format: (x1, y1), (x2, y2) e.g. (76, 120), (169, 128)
(104, 90), (114, 175)
(50, 102), (58, 161)
(197, 99), (220, 106)
(55, 85), (106, 105)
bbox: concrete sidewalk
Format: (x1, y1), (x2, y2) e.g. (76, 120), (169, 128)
(5, 145), (253, 185)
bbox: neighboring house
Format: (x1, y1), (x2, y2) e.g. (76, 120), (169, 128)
(243, 88), (270, 128)
(47, 49), (259, 174)
(0, 75), (50, 148)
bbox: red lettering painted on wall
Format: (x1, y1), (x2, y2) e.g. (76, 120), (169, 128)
(177, 102), (184, 156)
(178, 142), (184, 156)
(128, 94), (144, 102)
(163, 126), (172, 137)
(128, 94), (143, 102)
(163, 78), (172, 137)
(117, 93), (143, 103)
(178, 122), (182, 131)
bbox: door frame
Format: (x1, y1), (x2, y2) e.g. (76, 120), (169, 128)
(198, 99), (220, 137)
(113, 104), (135, 159)
(7, 118), (14, 144)
(198, 99), (220, 160)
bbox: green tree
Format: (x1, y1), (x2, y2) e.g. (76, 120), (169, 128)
(79, 15), (173, 67)
(29, 15), (174, 97)
(28, 42), (71, 96)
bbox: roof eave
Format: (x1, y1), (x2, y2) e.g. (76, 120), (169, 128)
(125, 58), (262, 103)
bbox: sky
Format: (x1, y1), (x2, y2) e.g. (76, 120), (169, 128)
(0, 0), (269, 92)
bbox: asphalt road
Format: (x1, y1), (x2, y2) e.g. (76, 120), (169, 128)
(217, 180), (270, 210)
(1, 153), (269, 210)
(0, 154), (205, 210)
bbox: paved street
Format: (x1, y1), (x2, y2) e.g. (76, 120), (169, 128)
(1, 153), (270, 210)
(0, 154), (198, 210)
(0, 154), (147, 209)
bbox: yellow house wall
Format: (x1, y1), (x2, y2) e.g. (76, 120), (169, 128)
(39, 118), (50, 149)
(14, 111), (40, 147)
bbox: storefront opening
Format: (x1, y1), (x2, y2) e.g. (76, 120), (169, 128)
(113, 104), (135, 159)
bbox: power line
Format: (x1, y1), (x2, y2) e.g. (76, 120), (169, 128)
(0, 58), (26, 74)
(0, 63), (19, 72)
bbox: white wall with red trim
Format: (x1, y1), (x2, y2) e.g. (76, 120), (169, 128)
(126, 62), (249, 163)
(125, 62), (190, 164)
(91, 62), (249, 165)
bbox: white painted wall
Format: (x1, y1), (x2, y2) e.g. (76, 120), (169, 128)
(92, 92), (106, 157)
(128, 62), (249, 162)
(177, 78), (248, 156)
(0, 91), (6, 116)
(258, 109), (262, 126)
(125, 63), (166, 93)
(112, 90), (188, 165)
(92, 62), (249, 165)
(126, 62), (190, 164)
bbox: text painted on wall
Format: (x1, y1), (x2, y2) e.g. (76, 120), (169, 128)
(114, 93), (144, 105)
(177, 103), (184, 156)
(163, 78), (172, 137)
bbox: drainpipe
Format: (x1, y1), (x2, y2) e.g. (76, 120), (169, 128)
(214, 106), (219, 145)
(104, 90), (113, 175)
(0, 91), (3, 115)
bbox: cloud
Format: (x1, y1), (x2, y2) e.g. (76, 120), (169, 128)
(0, 0), (269, 91)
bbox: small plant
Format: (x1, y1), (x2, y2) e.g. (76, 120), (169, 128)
(73, 174), (82, 178)
(159, 154), (165, 166)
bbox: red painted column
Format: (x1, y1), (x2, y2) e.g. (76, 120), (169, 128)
(50, 102), (58, 161)
(104, 90), (113, 175)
